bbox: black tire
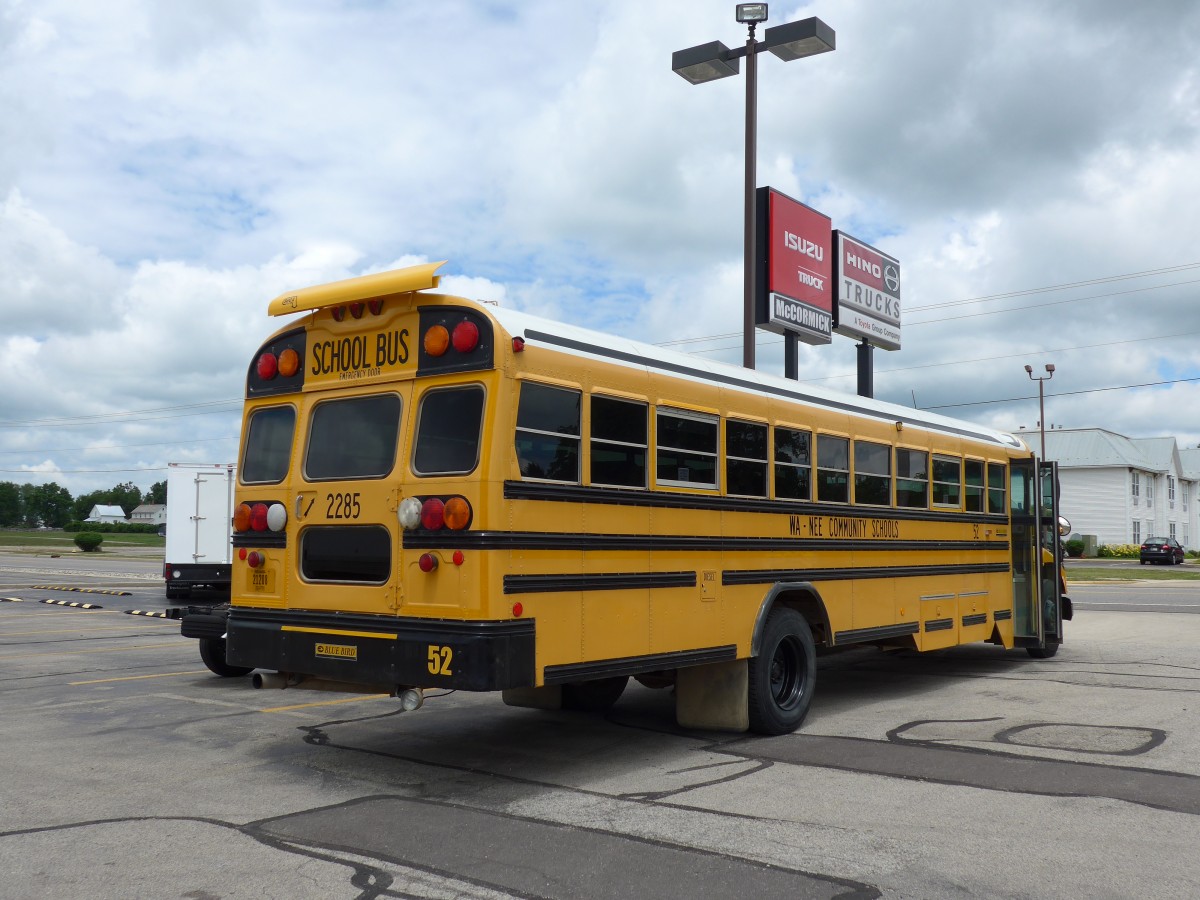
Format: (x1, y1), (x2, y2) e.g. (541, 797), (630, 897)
(1139, 559), (1146, 565)
(748, 607), (816, 735)
(1027, 642), (1060, 659)
(562, 676), (628, 712)
(198, 637), (253, 677)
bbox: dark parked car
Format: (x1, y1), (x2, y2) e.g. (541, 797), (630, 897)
(1139, 537), (1185, 565)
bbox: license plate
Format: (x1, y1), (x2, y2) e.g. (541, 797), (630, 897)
(250, 569), (276, 592)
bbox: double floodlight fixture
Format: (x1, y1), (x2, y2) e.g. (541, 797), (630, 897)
(671, 11), (835, 85)
(1024, 363), (1055, 376)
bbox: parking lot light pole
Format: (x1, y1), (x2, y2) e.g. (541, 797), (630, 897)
(672, 6), (835, 372)
(1025, 363), (1055, 460)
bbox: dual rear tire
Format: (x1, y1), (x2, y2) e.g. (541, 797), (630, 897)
(748, 608), (816, 735)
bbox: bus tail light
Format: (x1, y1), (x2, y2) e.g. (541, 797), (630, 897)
(444, 496), (471, 530)
(423, 325), (450, 357)
(233, 501), (287, 533)
(246, 551), (264, 569)
(420, 498), (445, 530)
(451, 320), (479, 353)
(257, 352), (278, 380)
(418, 553), (438, 572)
(278, 348), (300, 377)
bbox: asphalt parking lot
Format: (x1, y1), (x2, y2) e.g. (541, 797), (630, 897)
(1, 553), (1199, 899)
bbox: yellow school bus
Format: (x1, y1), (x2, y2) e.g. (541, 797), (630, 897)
(197, 260), (1069, 734)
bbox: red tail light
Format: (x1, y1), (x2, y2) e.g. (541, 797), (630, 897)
(256, 352), (278, 380)
(452, 320), (479, 353)
(420, 498), (445, 530)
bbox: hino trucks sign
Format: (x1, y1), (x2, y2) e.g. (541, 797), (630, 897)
(832, 231), (901, 351)
(754, 187), (833, 345)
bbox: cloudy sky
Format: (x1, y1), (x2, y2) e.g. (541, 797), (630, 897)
(2, 0), (1200, 497)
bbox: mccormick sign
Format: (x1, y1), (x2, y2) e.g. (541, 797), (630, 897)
(754, 187), (833, 345)
(832, 231), (902, 351)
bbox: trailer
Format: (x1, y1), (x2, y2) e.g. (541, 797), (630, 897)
(163, 463), (235, 600)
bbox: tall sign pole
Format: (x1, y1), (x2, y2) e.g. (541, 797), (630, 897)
(743, 27), (759, 370)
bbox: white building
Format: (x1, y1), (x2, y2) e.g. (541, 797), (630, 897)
(1043, 428), (1200, 550)
(85, 504), (128, 525)
(130, 503), (167, 527)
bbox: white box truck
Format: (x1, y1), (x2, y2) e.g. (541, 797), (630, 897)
(163, 462), (236, 600)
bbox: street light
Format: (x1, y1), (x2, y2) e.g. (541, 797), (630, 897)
(1024, 363), (1055, 460)
(672, 6), (835, 372)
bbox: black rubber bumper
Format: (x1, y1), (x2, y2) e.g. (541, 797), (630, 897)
(225, 607), (536, 692)
(180, 610), (229, 640)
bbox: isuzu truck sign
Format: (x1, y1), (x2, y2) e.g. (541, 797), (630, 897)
(832, 231), (902, 351)
(755, 187), (833, 345)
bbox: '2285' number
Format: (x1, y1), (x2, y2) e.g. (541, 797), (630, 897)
(325, 492), (361, 519)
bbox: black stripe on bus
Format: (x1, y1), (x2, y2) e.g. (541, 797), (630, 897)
(924, 618), (955, 632)
(504, 480), (1009, 526)
(962, 613), (988, 627)
(722, 563), (1010, 586)
(504, 571), (697, 595)
(834, 622), (919, 644)
(543, 645), (737, 684)
(403, 530), (1007, 554)
(993, 609), (1013, 621)
(522, 328), (1022, 448)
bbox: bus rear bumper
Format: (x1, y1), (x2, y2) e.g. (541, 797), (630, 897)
(225, 607), (536, 692)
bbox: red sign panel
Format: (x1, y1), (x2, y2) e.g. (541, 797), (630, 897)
(755, 188), (832, 344)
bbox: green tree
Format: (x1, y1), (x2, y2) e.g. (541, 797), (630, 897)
(108, 481), (143, 517)
(146, 480), (167, 505)
(37, 482), (74, 527)
(0, 481), (21, 526)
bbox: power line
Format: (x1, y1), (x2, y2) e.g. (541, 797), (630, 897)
(922, 375), (1200, 411)
(0, 399), (241, 429)
(0, 436), (234, 456)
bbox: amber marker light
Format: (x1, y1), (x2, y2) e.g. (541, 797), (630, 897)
(444, 496), (471, 530)
(233, 503), (253, 533)
(423, 325), (450, 357)
(278, 348), (300, 377)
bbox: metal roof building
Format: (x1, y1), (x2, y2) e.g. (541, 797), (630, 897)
(1042, 428), (1198, 549)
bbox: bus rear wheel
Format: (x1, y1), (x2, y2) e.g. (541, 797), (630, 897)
(748, 607), (816, 735)
(199, 637), (253, 678)
(562, 676), (628, 713)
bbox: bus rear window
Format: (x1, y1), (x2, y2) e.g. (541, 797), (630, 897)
(241, 405), (296, 485)
(413, 386), (485, 475)
(305, 394), (401, 481)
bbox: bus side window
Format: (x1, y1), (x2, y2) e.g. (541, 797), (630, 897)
(932, 455), (962, 507)
(816, 435), (849, 503)
(853, 440), (891, 506)
(656, 408), (718, 489)
(590, 395), (647, 488)
(988, 462), (1008, 514)
(726, 420), (768, 497)
(516, 383), (581, 483)
(964, 459), (985, 512)
(774, 427), (811, 500)
(896, 448), (929, 509)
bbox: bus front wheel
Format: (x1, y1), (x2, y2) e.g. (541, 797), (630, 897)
(748, 607), (816, 735)
(1026, 642), (1060, 659)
